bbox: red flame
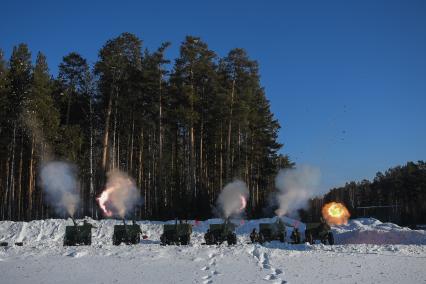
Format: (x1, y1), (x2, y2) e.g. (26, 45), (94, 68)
(239, 195), (247, 211)
(97, 189), (113, 217)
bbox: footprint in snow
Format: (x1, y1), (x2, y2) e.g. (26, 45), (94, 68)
(66, 251), (87, 258)
(274, 269), (283, 275)
(248, 246), (286, 283)
(264, 274), (278, 280)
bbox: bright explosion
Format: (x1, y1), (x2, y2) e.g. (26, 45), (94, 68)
(239, 195), (247, 212)
(322, 202), (350, 225)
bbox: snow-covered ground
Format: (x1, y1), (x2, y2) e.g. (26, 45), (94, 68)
(1, 217), (426, 284)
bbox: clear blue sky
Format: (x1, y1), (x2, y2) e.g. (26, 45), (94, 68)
(2, 0), (426, 191)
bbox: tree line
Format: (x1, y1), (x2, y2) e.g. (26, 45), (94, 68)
(303, 161), (426, 226)
(0, 32), (292, 221)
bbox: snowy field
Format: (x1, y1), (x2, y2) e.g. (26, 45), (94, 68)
(1, 217), (426, 284)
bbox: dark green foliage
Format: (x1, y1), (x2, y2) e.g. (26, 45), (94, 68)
(305, 161), (426, 226)
(0, 33), (287, 221)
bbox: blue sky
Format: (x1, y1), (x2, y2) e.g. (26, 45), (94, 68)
(2, 0), (426, 190)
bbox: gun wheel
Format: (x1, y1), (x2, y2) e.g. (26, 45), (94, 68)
(328, 232), (334, 245)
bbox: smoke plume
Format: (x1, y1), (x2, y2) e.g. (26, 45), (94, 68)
(39, 161), (80, 217)
(215, 179), (249, 218)
(274, 165), (323, 217)
(97, 170), (142, 218)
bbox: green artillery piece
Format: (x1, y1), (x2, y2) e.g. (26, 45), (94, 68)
(160, 219), (192, 245)
(251, 218), (287, 243)
(204, 218), (237, 245)
(112, 219), (142, 245)
(304, 219), (334, 245)
(63, 218), (96, 246)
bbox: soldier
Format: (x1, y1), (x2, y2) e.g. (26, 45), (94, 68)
(250, 228), (258, 243)
(205, 229), (213, 244)
(290, 228), (301, 244)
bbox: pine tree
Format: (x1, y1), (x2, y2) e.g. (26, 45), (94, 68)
(6, 44), (32, 220)
(0, 49), (10, 219)
(25, 52), (60, 218)
(95, 32), (142, 173)
(0, 36), (289, 221)
(170, 36), (217, 216)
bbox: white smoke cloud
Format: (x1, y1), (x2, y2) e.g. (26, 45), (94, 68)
(275, 165), (323, 217)
(98, 170), (142, 218)
(39, 161), (80, 217)
(215, 179), (249, 218)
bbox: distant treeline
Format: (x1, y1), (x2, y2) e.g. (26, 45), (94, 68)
(0, 33), (292, 221)
(303, 161), (426, 226)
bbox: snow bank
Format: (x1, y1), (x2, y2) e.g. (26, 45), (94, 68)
(0, 217), (425, 247)
(333, 218), (426, 245)
(1, 217), (425, 284)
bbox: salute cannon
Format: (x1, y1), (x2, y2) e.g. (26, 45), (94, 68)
(304, 218), (334, 245)
(251, 218), (287, 243)
(160, 219), (192, 245)
(63, 218), (96, 246)
(112, 219), (142, 245)
(204, 218), (237, 245)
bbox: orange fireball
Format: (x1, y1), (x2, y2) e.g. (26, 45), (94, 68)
(322, 202), (350, 225)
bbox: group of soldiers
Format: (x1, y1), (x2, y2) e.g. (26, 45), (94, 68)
(249, 227), (302, 244)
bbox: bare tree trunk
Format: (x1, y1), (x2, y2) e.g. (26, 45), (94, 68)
(238, 123), (241, 171)
(112, 99), (118, 170)
(227, 79), (235, 180)
(199, 121), (203, 194)
(9, 123), (16, 219)
(138, 130), (145, 217)
(189, 69), (196, 199)
(158, 66), (164, 208)
(16, 134), (23, 220)
(220, 123), (223, 189)
(89, 97), (95, 218)
(117, 133), (120, 170)
(101, 92), (113, 170)
(129, 118), (135, 173)
(66, 88), (72, 125)
(4, 158), (10, 220)
(27, 136), (35, 221)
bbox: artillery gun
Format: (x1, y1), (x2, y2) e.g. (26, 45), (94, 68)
(304, 219), (334, 245)
(251, 218), (287, 243)
(112, 219), (142, 245)
(160, 219), (192, 245)
(204, 218), (237, 245)
(63, 218), (96, 246)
